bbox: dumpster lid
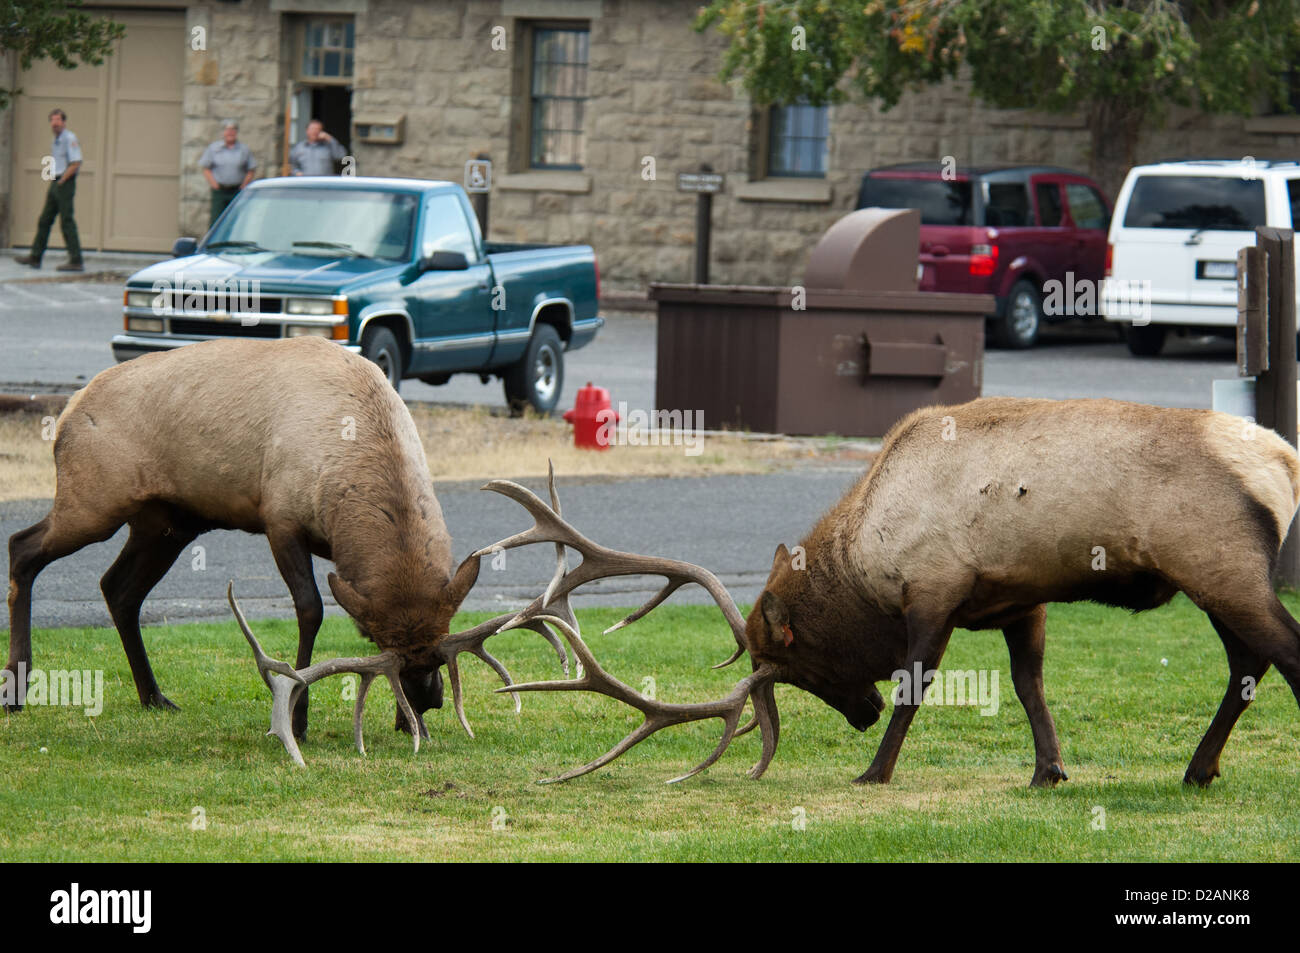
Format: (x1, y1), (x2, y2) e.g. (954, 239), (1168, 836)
(804, 207), (920, 293)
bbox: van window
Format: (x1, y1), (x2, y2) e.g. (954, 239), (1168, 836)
(1288, 179), (1300, 229)
(984, 182), (1030, 226)
(857, 177), (973, 225)
(1122, 176), (1266, 230)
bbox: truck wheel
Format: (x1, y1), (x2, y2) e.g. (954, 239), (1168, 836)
(1124, 323), (1166, 357)
(362, 326), (403, 393)
(504, 324), (564, 416)
(992, 280), (1041, 349)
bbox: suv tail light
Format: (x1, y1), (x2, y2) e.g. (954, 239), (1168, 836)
(1105, 243), (1113, 277)
(969, 243), (998, 277)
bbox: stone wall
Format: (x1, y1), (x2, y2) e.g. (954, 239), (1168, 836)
(181, 0), (285, 237)
(36, 0), (1300, 290)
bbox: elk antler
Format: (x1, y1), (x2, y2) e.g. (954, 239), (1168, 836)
(229, 476), (577, 763)
(473, 463), (748, 668)
(497, 615), (778, 783)
(229, 581), (421, 767)
(475, 466), (782, 783)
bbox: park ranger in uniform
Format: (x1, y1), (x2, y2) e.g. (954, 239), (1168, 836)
(15, 108), (84, 272)
(199, 120), (258, 226)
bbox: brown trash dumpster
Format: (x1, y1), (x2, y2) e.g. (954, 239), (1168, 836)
(650, 207), (993, 437)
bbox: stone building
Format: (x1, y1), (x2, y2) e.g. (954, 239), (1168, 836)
(4, 0), (1300, 296)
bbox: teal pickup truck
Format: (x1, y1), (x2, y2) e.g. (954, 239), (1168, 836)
(113, 176), (603, 412)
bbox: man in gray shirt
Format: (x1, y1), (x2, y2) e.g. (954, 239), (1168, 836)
(290, 120), (347, 176)
(199, 120), (257, 226)
(16, 108), (84, 271)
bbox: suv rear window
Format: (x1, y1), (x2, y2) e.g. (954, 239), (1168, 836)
(1122, 175), (1266, 230)
(858, 177), (973, 226)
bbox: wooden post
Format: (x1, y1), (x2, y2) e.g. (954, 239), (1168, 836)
(694, 163), (713, 285)
(1255, 227), (1300, 586)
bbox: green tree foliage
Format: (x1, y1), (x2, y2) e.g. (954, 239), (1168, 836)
(1, 0), (124, 110)
(697, 1), (1300, 188)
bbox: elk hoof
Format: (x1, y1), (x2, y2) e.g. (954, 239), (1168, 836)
(1030, 763), (1068, 787)
(144, 693), (180, 712)
(853, 767), (892, 785)
(1183, 764), (1220, 787)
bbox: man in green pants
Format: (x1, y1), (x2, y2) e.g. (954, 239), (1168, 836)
(15, 108), (84, 272)
(199, 120), (257, 226)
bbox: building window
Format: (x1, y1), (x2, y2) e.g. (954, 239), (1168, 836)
(767, 103), (828, 177)
(530, 27), (588, 170)
(299, 17), (354, 82)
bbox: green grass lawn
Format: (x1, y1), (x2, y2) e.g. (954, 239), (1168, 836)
(2, 594), (1298, 861)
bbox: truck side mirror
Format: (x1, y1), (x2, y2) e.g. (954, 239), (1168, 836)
(173, 237), (198, 258)
(419, 250), (469, 271)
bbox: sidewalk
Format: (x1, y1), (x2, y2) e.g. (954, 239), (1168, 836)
(0, 248), (167, 285)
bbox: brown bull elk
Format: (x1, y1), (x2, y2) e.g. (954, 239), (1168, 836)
(4, 337), (560, 749)
(480, 399), (1300, 787)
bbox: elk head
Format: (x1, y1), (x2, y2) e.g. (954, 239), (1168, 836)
(743, 545), (888, 733)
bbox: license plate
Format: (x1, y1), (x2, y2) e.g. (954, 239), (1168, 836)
(1199, 260), (1236, 280)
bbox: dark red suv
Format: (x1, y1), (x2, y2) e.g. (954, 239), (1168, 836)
(856, 164), (1112, 348)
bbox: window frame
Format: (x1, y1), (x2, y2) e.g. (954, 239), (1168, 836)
(523, 22), (590, 172)
(294, 16), (355, 85)
(757, 102), (829, 180)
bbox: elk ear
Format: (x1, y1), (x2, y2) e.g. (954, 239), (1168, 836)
(760, 591), (793, 647)
(766, 544), (791, 585)
(441, 552), (481, 612)
(328, 572), (372, 621)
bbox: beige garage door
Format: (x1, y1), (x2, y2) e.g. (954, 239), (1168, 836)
(13, 9), (184, 253)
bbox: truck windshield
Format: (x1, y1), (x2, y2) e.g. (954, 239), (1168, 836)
(205, 187), (418, 260)
(1122, 176), (1266, 230)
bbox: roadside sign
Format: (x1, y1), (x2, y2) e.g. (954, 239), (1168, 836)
(465, 158), (491, 193)
(677, 171), (724, 193)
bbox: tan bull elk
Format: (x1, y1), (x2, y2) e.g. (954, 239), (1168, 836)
(478, 399), (1300, 787)
(4, 337), (560, 747)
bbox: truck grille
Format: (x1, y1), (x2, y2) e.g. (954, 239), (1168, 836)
(170, 319), (282, 338)
(155, 291), (284, 314)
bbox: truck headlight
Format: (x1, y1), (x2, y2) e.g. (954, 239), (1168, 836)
(287, 324), (336, 338)
(125, 291), (156, 308)
(127, 317), (164, 333)
(286, 298), (337, 316)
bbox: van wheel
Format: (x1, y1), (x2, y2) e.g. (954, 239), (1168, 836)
(503, 324), (564, 416)
(993, 280), (1041, 349)
(362, 326), (403, 393)
(1124, 323), (1166, 357)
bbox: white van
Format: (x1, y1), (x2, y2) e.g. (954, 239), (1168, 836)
(1102, 159), (1300, 355)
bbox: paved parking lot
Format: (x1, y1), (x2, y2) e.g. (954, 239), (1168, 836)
(0, 277), (1247, 412)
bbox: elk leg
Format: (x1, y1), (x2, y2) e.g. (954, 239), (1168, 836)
(854, 606), (954, 785)
(1184, 614), (1270, 787)
(7, 508), (123, 710)
(267, 530), (323, 740)
(1003, 605), (1068, 787)
(100, 513), (197, 710)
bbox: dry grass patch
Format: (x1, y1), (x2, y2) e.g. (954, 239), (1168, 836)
(0, 412), (58, 500)
(0, 402), (824, 501)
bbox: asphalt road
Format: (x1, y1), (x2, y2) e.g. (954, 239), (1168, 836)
(0, 279), (1253, 410)
(0, 469), (861, 633)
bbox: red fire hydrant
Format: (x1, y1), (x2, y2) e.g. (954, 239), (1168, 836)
(563, 382), (618, 450)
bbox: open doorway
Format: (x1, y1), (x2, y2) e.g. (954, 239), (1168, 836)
(282, 15), (355, 174)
